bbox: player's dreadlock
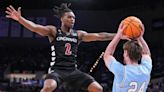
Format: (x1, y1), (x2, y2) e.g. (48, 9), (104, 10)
(53, 3), (72, 18)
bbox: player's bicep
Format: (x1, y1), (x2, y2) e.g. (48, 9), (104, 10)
(103, 54), (113, 67)
(34, 25), (56, 37)
(77, 30), (99, 42)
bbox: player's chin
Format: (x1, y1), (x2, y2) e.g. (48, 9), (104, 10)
(69, 24), (74, 28)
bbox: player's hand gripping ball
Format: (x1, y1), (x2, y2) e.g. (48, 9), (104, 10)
(121, 16), (143, 39)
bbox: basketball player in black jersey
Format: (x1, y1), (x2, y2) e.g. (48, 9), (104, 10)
(6, 4), (115, 92)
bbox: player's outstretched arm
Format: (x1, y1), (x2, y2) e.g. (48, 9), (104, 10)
(77, 31), (116, 42)
(5, 5), (56, 37)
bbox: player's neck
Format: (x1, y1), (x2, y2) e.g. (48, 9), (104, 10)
(126, 60), (138, 65)
(130, 62), (138, 65)
(125, 58), (138, 65)
(61, 26), (72, 34)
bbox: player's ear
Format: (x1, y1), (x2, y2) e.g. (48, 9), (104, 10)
(124, 50), (128, 57)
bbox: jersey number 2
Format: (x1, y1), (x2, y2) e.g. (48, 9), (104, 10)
(65, 43), (72, 55)
(128, 82), (146, 92)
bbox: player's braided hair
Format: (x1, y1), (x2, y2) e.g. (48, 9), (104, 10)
(53, 3), (72, 18)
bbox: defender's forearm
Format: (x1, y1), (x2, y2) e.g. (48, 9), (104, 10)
(98, 33), (116, 41)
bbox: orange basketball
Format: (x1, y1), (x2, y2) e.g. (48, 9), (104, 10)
(121, 16), (143, 39)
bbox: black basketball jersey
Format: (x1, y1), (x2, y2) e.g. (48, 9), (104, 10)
(50, 28), (78, 71)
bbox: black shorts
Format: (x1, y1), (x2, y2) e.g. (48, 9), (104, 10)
(45, 68), (95, 90)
